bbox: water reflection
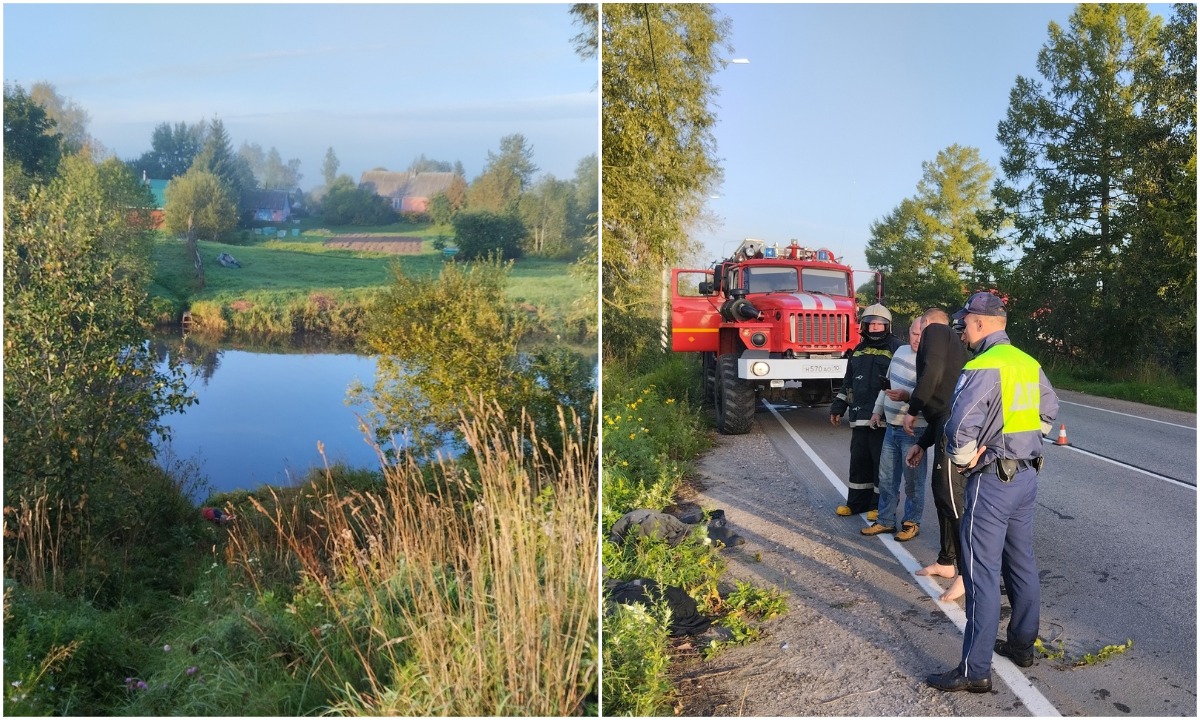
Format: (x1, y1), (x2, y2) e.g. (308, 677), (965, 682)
(154, 337), (382, 495)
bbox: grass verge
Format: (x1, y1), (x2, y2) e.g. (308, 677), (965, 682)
(601, 352), (785, 716)
(1043, 358), (1195, 412)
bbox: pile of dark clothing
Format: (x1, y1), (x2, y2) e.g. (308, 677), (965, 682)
(604, 503), (745, 637)
(607, 503), (745, 548)
(604, 578), (712, 635)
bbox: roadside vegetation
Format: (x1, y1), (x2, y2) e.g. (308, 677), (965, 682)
(601, 348), (788, 716)
(1042, 360), (1195, 413)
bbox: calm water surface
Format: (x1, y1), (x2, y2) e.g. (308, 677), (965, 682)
(156, 348), (382, 494)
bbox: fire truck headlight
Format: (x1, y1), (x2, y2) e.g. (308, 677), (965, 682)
(751, 332), (767, 347)
(751, 361), (770, 377)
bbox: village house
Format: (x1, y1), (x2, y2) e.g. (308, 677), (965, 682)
(241, 190), (293, 223)
(141, 173), (169, 229)
(358, 170), (457, 213)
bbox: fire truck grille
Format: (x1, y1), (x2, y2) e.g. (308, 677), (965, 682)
(791, 313), (850, 349)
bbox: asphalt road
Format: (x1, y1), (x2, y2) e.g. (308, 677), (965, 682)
(754, 388), (1197, 716)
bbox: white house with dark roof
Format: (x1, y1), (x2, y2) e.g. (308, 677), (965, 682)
(359, 170), (457, 213)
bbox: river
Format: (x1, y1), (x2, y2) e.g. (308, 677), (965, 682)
(154, 339), (385, 495)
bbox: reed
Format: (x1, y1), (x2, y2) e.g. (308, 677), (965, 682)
(224, 399), (598, 715)
(3, 484), (71, 593)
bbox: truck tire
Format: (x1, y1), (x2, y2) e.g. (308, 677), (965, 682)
(716, 353), (755, 435)
(702, 353), (718, 403)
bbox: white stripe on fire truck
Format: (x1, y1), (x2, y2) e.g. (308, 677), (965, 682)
(790, 293), (836, 311)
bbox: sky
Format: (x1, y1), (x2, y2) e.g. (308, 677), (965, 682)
(696, 2), (1176, 279)
(2, 3), (598, 190)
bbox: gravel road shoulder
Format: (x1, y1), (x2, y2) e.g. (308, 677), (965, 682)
(670, 422), (1035, 717)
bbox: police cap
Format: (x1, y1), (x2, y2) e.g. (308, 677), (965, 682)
(952, 292), (1006, 321)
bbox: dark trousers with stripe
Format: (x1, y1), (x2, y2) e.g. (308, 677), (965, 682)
(845, 425), (885, 514)
(959, 466), (1041, 679)
(930, 431), (967, 568)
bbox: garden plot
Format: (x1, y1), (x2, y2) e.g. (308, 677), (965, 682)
(323, 235), (425, 254)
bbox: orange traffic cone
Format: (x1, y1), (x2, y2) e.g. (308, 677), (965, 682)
(1056, 424), (1068, 446)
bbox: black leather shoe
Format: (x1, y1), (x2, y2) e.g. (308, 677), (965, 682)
(995, 640), (1035, 667)
(926, 668), (992, 693)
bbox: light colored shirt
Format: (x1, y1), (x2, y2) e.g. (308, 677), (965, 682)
(874, 345), (926, 427)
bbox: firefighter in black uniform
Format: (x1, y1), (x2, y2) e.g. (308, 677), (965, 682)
(831, 304), (901, 518)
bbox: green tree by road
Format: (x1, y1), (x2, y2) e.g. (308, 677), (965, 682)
(993, 3), (1195, 371)
(865, 144), (997, 320)
(600, 3), (730, 359)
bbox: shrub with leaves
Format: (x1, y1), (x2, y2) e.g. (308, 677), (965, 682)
(601, 602), (674, 716)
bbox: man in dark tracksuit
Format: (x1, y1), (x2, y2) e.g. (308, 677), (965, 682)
(831, 304), (902, 517)
(926, 292), (1059, 693)
(902, 308), (970, 600)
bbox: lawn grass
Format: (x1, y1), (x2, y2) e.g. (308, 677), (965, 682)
(151, 221), (591, 341)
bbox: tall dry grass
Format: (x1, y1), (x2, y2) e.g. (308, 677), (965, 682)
(226, 398), (598, 715)
(3, 484), (74, 593)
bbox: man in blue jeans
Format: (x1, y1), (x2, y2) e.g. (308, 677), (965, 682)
(861, 317), (927, 540)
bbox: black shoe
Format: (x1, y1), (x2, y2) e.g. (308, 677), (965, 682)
(926, 668), (992, 693)
(995, 640), (1035, 667)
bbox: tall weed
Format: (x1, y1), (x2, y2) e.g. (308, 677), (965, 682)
(224, 400), (598, 715)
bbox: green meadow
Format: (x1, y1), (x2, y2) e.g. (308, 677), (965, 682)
(150, 221), (594, 343)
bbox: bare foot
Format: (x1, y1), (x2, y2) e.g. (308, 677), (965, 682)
(916, 562), (957, 579)
(939, 577), (965, 602)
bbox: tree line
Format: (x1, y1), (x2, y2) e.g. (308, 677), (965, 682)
(6, 79), (599, 274)
(598, 3), (1195, 379)
(866, 3), (1195, 376)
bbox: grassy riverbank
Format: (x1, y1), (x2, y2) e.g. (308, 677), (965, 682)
(150, 221), (593, 343)
(5, 406), (597, 716)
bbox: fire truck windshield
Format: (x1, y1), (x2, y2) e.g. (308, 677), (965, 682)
(801, 268), (850, 296)
(743, 266), (798, 293)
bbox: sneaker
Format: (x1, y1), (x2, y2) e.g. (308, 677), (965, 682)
(835, 505), (852, 516)
(866, 509), (879, 521)
(895, 521), (919, 542)
(860, 523), (895, 536)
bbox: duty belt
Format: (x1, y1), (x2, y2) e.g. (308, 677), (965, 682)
(977, 456), (1043, 482)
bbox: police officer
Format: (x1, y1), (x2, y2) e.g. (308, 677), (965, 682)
(926, 292), (1060, 693)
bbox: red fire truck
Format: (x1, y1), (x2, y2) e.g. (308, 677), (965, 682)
(670, 238), (882, 434)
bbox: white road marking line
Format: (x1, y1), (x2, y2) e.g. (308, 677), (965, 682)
(765, 402), (1062, 717)
(1043, 438), (1196, 490)
(1059, 399), (1195, 430)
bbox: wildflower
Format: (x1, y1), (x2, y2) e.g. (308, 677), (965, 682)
(629, 433), (636, 440)
(666, 398), (676, 404)
(136, 680), (148, 691)
(163, 644), (172, 652)
(10, 680), (21, 688)
(186, 666), (198, 676)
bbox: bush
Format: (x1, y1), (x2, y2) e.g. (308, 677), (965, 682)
(601, 603), (673, 716)
(452, 210), (526, 260)
(320, 179), (397, 226)
(4, 585), (149, 716)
